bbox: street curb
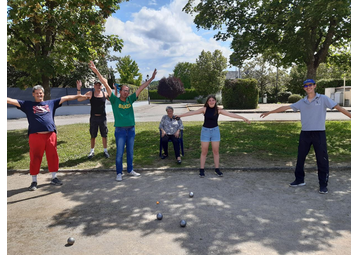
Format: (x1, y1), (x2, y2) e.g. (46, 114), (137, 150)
(7, 165), (351, 174)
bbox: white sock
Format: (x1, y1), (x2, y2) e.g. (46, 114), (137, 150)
(90, 148), (94, 153)
(104, 148), (108, 152)
(51, 172), (57, 179)
(32, 176), (37, 182)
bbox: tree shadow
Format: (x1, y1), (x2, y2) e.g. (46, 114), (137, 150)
(42, 170), (350, 254)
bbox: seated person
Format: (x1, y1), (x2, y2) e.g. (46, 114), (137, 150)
(159, 106), (184, 164)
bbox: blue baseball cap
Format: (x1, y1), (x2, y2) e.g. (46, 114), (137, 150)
(303, 79), (315, 85)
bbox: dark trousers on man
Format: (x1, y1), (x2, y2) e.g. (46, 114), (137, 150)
(161, 135), (180, 158)
(295, 131), (329, 188)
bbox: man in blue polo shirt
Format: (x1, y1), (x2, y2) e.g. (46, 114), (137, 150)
(260, 79), (351, 194)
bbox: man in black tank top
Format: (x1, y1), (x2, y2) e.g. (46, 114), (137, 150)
(77, 80), (110, 159)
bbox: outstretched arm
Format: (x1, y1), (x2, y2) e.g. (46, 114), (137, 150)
(136, 69), (157, 97)
(177, 107), (206, 118)
(334, 105), (351, 118)
(89, 61), (112, 96)
(260, 105), (292, 118)
(60, 94), (88, 105)
(7, 97), (20, 108)
(76, 80), (92, 102)
(219, 109), (251, 124)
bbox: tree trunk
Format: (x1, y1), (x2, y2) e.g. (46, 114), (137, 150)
(306, 61), (317, 81)
(42, 74), (51, 101)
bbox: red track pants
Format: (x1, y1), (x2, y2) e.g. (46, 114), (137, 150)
(28, 132), (59, 176)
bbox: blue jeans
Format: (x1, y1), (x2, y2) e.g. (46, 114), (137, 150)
(115, 127), (135, 175)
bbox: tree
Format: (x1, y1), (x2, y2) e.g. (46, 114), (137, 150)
(190, 50), (227, 95)
(7, 0), (125, 100)
(173, 62), (195, 89)
(157, 77), (185, 102)
(115, 55), (142, 86)
(184, 0), (351, 80)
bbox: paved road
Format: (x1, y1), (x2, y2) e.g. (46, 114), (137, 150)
(6, 102), (351, 130)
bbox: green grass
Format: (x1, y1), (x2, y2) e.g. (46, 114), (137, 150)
(7, 121), (351, 170)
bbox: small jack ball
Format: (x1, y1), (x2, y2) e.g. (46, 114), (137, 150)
(180, 220), (186, 227)
(156, 201), (159, 204)
(157, 213), (163, 220)
(189, 192), (194, 198)
(67, 237), (75, 245)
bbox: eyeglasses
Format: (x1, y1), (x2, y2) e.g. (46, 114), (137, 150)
(303, 83), (314, 88)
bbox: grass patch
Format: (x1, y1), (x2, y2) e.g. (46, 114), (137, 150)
(7, 121), (351, 170)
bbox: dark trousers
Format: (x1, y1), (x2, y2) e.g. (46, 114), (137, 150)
(161, 135), (180, 158)
(295, 131), (329, 187)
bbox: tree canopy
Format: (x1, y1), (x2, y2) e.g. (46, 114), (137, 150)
(190, 50), (227, 96)
(115, 55), (142, 86)
(184, 0), (351, 80)
(7, 0), (125, 99)
(173, 62), (195, 89)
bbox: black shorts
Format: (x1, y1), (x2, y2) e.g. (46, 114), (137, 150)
(89, 116), (108, 138)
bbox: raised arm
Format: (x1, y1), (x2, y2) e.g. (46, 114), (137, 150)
(219, 109), (251, 124)
(7, 97), (20, 108)
(59, 94), (88, 105)
(136, 69), (157, 97)
(76, 80), (92, 102)
(334, 105), (351, 118)
(260, 105), (292, 118)
(89, 61), (112, 96)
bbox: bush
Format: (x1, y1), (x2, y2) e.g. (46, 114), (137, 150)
(316, 79), (351, 95)
(222, 79), (259, 109)
(149, 88), (199, 100)
(277, 91), (292, 103)
(288, 94), (302, 103)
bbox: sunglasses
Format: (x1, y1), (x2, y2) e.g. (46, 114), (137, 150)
(303, 83), (314, 88)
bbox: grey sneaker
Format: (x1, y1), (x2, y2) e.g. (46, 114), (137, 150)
(289, 180), (306, 187)
(51, 178), (63, 186)
(28, 182), (37, 191)
(116, 173), (123, 182)
(88, 151), (94, 159)
(104, 151), (110, 158)
(128, 170), (140, 177)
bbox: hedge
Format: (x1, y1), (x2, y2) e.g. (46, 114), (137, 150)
(149, 88), (199, 100)
(222, 79), (259, 109)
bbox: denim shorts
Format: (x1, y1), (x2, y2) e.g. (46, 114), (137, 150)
(200, 126), (220, 142)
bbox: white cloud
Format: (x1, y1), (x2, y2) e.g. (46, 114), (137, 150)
(105, 0), (233, 79)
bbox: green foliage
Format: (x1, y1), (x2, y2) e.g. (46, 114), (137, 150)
(115, 55), (142, 86)
(288, 94), (302, 103)
(7, 0), (124, 98)
(184, 0), (351, 79)
(222, 79), (259, 109)
(173, 62), (195, 89)
(149, 88), (199, 100)
(190, 50), (227, 96)
(7, 121), (351, 170)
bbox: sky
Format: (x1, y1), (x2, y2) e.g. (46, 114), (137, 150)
(105, 0), (235, 80)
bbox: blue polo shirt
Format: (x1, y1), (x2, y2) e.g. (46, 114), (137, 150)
(290, 93), (337, 131)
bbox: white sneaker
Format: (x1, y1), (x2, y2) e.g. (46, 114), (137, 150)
(116, 173), (122, 182)
(129, 170), (140, 177)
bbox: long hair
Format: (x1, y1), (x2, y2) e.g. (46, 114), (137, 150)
(204, 95), (218, 116)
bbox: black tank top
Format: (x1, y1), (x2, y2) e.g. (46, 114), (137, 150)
(203, 107), (218, 128)
(90, 89), (106, 116)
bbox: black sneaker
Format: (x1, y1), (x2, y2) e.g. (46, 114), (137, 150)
(215, 169), (223, 177)
(51, 177), (63, 186)
(289, 180), (306, 187)
(199, 169), (205, 178)
(319, 186), (328, 194)
(28, 182), (37, 191)
(104, 151), (110, 158)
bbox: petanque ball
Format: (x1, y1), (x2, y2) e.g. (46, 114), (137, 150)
(157, 213), (163, 220)
(189, 192), (194, 198)
(180, 220), (186, 227)
(67, 237), (75, 245)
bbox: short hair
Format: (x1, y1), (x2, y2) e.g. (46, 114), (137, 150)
(166, 106), (174, 112)
(32, 85), (44, 93)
